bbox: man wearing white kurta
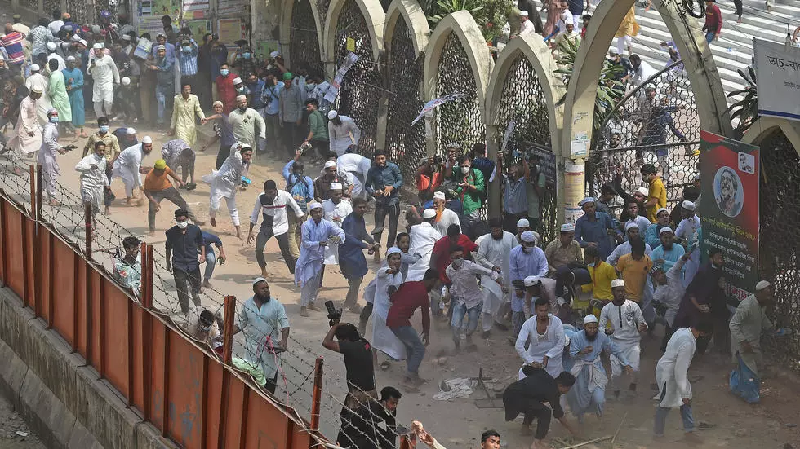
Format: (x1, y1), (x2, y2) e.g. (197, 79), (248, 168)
(37, 109), (63, 203)
(405, 210), (443, 282)
(516, 296), (566, 380)
(10, 88), (43, 166)
(112, 135), (153, 204)
(431, 190), (460, 236)
(675, 200), (701, 288)
(24, 65), (52, 125)
(336, 151), (371, 198)
(321, 183), (352, 266)
(204, 143), (252, 239)
(475, 217), (515, 336)
(75, 140), (111, 222)
(654, 323), (711, 437)
(599, 279), (647, 400)
(295, 202), (345, 316)
(327, 110), (361, 156)
(87, 44), (120, 118)
(370, 248), (406, 361)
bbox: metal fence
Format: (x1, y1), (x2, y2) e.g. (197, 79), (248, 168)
(290, 0), (325, 79)
(587, 60), (700, 210)
(384, 17), (427, 184)
(334, 0), (383, 154)
(757, 129), (800, 371)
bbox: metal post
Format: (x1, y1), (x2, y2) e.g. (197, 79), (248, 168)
(28, 165), (36, 221)
(222, 296), (236, 364)
(84, 203), (92, 259)
(310, 356), (323, 431)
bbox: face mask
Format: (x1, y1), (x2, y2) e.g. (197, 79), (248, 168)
(200, 324), (211, 332)
(461, 167), (470, 175)
(49, 116), (59, 123)
(220, 69), (229, 76)
(243, 52), (251, 59)
(99, 125), (109, 133)
(236, 86), (245, 92)
(451, 258), (463, 268)
(182, 46), (191, 52)
(587, 262), (595, 267)
(176, 221), (188, 229)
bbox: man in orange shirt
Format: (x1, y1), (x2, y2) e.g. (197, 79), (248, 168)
(615, 239), (653, 303)
(143, 158), (201, 233)
(641, 164), (666, 223)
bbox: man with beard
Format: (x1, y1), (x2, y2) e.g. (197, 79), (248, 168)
(652, 253), (690, 351)
(566, 315), (632, 422)
(674, 200), (701, 287)
(9, 86), (42, 171)
(674, 248), (726, 354)
(715, 167), (742, 217)
(247, 179), (304, 277)
(207, 143), (253, 239)
(650, 227), (685, 273)
(38, 109), (67, 205)
(607, 222), (652, 267)
(405, 209), (442, 282)
(295, 202), (345, 317)
(599, 280), (647, 400)
(475, 218), (515, 338)
(430, 190), (461, 236)
(315, 160), (352, 201)
(509, 231), (549, 285)
(229, 94), (265, 151)
(337, 196), (376, 313)
(575, 197), (618, 262)
(112, 135), (154, 206)
(516, 296), (565, 380)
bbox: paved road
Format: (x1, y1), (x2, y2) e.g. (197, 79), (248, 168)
(0, 394), (45, 449)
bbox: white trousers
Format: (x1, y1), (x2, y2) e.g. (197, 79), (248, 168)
(300, 271), (321, 306)
(616, 36), (632, 55)
(610, 339), (640, 388)
(209, 189), (239, 226)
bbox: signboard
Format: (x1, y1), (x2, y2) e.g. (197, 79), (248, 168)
(518, 142), (556, 189)
(217, 18), (246, 44)
(699, 130), (760, 302)
(753, 38), (800, 121)
(185, 20), (211, 38)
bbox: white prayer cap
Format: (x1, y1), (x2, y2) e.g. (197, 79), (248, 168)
(330, 182), (343, 190)
(327, 110), (338, 120)
(387, 247), (402, 256)
(656, 207), (668, 216)
(517, 218), (530, 228)
(636, 186), (649, 196)
(308, 202), (323, 211)
(212, 100), (223, 108)
(682, 200), (696, 211)
(232, 77), (243, 84)
(433, 191), (446, 201)
(127, 128), (137, 135)
(236, 94), (247, 102)
(30, 64), (40, 72)
(755, 280), (771, 291)
(155, 45), (166, 51)
(519, 10), (529, 15)
(93, 43), (103, 50)
(121, 76), (131, 86)
(524, 275), (541, 287)
(625, 222), (639, 231)
(47, 108), (58, 115)
(521, 231), (536, 243)
(659, 227), (673, 235)
(66, 55), (76, 61)
(422, 209), (436, 219)
(79, 39), (87, 47)
(252, 277), (267, 286)
(608, 47), (620, 56)
(46, 42), (57, 51)
(578, 197), (595, 206)
(71, 34), (81, 42)
(30, 85), (43, 93)
(584, 314), (599, 324)
(142, 136), (153, 144)
(324, 161), (337, 169)
(269, 50), (280, 58)
(561, 223), (575, 232)
(611, 279), (625, 288)
(121, 34), (132, 41)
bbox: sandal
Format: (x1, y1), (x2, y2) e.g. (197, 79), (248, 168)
(379, 361), (391, 371)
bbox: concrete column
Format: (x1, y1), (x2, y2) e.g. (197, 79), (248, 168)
(486, 124), (501, 218)
(562, 160), (584, 223)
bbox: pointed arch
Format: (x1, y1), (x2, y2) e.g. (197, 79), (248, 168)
(280, 0), (325, 75)
(324, 0), (385, 66)
(742, 117), (800, 154)
(384, 0), (429, 56)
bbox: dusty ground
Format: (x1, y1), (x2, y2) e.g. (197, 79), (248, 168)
(0, 394), (45, 449)
(4, 123), (800, 449)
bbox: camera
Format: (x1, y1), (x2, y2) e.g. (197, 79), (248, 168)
(325, 300), (342, 326)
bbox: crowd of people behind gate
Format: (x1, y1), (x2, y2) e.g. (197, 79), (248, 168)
(0, 7), (792, 449)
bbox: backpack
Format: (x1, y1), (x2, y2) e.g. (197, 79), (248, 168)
(287, 174), (311, 213)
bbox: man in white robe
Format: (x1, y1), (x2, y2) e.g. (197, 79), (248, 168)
(654, 322), (712, 437)
(10, 87), (43, 171)
(24, 64), (51, 125)
(321, 183), (352, 267)
(38, 108), (64, 204)
(475, 217), (515, 337)
(327, 110), (361, 156)
(204, 143), (252, 239)
(369, 248), (407, 362)
(295, 202), (345, 316)
(431, 190), (460, 236)
(336, 150), (371, 199)
(599, 280), (647, 400)
(675, 200), (701, 288)
(112, 135), (153, 205)
(75, 140), (111, 223)
(516, 295), (566, 380)
(405, 210), (442, 282)
(87, 44), (120, 118)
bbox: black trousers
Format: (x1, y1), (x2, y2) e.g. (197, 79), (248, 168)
(255, 229), (296, 274)
(522, 401), (553, 440)
(374, 201), (400, 249)
(265, 371), (279, 394)
(216, 143), (232, 169)
(281, 121), (301, 157)
(733, 0), (742, 16)
(173, 266), (201, 313)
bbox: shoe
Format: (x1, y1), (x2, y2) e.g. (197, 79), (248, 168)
(481, 331), (490, 339)
(299, 307), (309, 317)
(308, 303), (320, 311)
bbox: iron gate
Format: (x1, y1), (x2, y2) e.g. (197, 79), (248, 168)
(317, 0), (332, 34)
(495, 53), (557, 243)
(587, 59), (700, 211)
(434, 32), (485, 156)
(758, 129), (800, 371)
(290, 0), (324, 78)
(384, 17), (426, 183)
(334, 0), (383, 154)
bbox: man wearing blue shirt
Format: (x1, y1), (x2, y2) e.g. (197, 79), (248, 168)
(650, 227), (685, 273)
(261, 74), (283, 155)
(509, 231), (549, 284)
(201, 230), (225, 288)
(367, 151), (403, 249)
(574, 197), (619, 262)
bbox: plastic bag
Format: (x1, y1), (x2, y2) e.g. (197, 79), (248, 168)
(729, 351), (760, 403)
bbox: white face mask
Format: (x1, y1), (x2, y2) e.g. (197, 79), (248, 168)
(176, 221), (188, 229)
(461, 167), (470, 175)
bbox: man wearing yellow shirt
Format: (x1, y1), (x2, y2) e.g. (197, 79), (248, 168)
(580, 246), (617, 316)
(641, 164), (666, 222)
(615, 239), (653, 303)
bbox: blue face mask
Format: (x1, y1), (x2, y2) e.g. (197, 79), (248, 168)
(587, 262), (595, 267)
(243, 52), (251, 59)
(182, 46), (191, 52)
(49, 116), (59, 123)
(99, 125), (109, 133)
(220, 69), (229, 76)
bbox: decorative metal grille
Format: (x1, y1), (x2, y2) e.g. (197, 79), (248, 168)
(384, 17), (426, 184)
(66, 0), (94, 25)
(44, 0), (61, 18)
(317, 0), (332, 32)
(290, 0), (324, 78)
(758, 129), (800, 371)
(495, 54), (557, 243)
(334, 0), (382, 154)
(587, 60), (700, 212)
(23, 0), (38, 13)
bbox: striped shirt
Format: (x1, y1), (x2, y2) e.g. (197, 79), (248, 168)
(178, 43), (199, 76)
(1, 32), (25, 64)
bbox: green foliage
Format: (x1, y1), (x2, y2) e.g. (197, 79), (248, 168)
(726, 67), (758, 139)
(423, 0), (514, 42)
(553, 38), (626, 132)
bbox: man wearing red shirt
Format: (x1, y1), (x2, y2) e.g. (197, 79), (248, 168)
(702, 0), (722, 43)
(430, 224), (477, 284)
(387, 269), (439, 390)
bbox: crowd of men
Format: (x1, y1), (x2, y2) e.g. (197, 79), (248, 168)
(0, 8), (790, 449)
